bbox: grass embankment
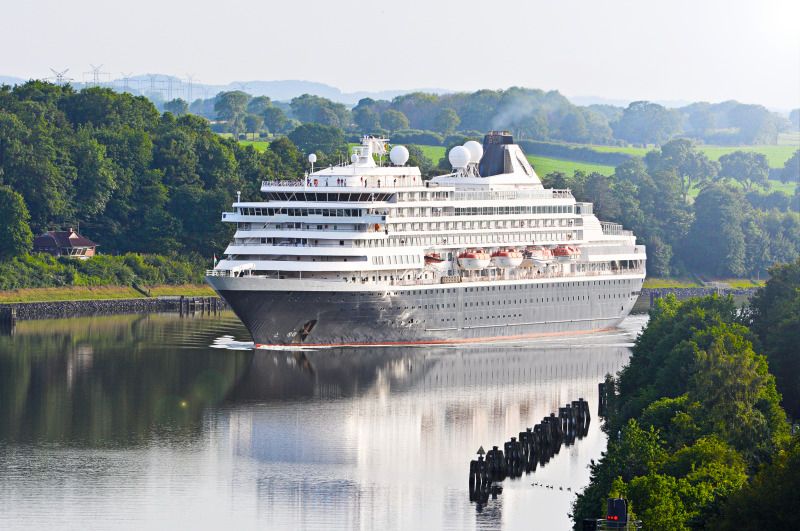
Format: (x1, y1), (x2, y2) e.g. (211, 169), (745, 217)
(0, 284), (215, 303)
(239, 140), (270, 152)
(643, 277), (766, 289)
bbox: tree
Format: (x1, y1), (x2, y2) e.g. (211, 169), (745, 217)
(287, 123), (346, 158)
(611, 101), (681, 145)
(353, 106), (381, 132)
(214, 91), (250, 135)
(381, 109), (410, 132)
(646, 139), (719, 203)
(718, 151), (770, 191)
(244, 114), (263, 140)
(0, 185), (33, 260)
(682, 184), (746, 276)
(747, 260), (800, 419)
(261, 106), (288, 134)
(433, 108), (460, 134)
(780, 149), (799, 184)
(289, 94), (350, 128)
(163, 98), (188, 116)
(405, 145), (435, 178)
(246, 96), (271, 115)
(713, 436), (800, 530)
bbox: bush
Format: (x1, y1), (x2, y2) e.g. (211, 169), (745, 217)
(0, 253), (205, 290)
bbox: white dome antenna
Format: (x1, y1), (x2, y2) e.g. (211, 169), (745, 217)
(463, 140), (483, 164)
(448, 145), (471, 169)
(390, 145), (410, 166)
(308, 153), (317, 172)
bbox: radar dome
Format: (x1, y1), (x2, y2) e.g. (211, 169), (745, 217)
(448, 145), (471, 169)
(351, 153), (359, 163)
(389, 145), (409, 166)
(463, 140), (483, 164)
(308, 153), (317, 164)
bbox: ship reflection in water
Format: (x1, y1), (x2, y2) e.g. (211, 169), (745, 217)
(0, 312), (646, 531)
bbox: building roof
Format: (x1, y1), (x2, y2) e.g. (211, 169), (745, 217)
(33, 229), (98, 249)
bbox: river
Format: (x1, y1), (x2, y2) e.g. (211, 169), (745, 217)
(0, 312), (647, 531)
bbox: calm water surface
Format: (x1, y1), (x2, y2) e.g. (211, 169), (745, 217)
(0, 312), (646, 530)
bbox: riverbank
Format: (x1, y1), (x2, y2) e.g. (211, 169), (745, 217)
(0, 284), (215, 303)
(633, 286), (758, 313)
(0, 295), (224, 322)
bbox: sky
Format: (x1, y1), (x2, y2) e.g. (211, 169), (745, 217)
(3, 0), (799, 110)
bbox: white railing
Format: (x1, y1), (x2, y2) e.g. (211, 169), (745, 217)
(453, 189), (573, 202)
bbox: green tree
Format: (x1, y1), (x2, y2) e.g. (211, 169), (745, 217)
(246, 96), (272, 115)
(683, 184), (746, 276)
(287, 123), (346, 158)
(381, 109), (410, 132)
(713, 435), (800, 530)
(780, 149), (799, 184)
(718, 151), (770, 191)
(747, 259), (800, 419)
(0, 185), (33, 260)
(214, 91), (250, 135)
(646, 139), (719, 203)
(353, 106), (381, 132)
(244, 114), (264, 140)
(290, 94), (350, 128)
(262, 106), (288, 134)
(163, 98), (188, 116)
(611, 101), (682, 145)
(433, 108), (460, 134)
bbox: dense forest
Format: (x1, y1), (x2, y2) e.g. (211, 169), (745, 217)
(572, 260), (800, 529)
(181, 87), (796, 147)
(0, 82), (313, 287)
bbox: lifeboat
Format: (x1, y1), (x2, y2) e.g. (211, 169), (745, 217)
(525, 246), (554, 266)
(490, 249), (524, 268)
(458, 249), (490, 270)
(553, 245), (581, 261)
(424, 253), (443, 264)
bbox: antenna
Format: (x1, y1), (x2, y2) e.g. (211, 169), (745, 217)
(185, 74), (195, 102)
(84, 64), (110, 87)
(119, 72), (136, 93)
(48, 68), (74, 85)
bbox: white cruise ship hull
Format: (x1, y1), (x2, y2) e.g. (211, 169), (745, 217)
(207, 274), (644, 347)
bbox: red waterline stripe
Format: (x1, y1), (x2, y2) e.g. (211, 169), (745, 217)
(256, 327), (615, 348)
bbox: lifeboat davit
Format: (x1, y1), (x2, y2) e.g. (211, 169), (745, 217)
(525, 246), (554, 266)
(553, 245), (581, 261)
(490, 249), (524, 268)
(458, 250), (490, 270)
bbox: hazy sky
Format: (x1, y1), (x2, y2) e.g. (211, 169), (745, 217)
(4, 0), (799, 109)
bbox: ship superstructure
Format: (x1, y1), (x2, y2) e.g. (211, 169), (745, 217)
(206, 132), (646, 346)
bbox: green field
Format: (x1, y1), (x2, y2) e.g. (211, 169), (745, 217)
(239, 140), (270, 152)
(410, 145), (615, 176)
(576, 142), (798, 168)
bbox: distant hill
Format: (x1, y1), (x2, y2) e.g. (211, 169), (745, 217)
(0, 74), (449, 105)
(0, 75), (26, 86)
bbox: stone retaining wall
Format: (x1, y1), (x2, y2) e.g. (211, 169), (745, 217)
(0, 297), (222, 321)
(633, 287), (757, 313)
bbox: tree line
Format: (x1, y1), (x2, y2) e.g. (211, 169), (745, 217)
(541, 139), (800, 277)
(571, 260), (800, 529)
(174, 87), (797, 147)
(0, 81), (311, 272)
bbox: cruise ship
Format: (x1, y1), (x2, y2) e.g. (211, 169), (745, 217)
(206, 132), (646, 346)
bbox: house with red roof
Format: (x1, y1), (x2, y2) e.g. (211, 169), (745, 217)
(33, 228), (98, 259)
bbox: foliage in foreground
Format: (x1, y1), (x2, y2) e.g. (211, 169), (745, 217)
(0, 253), (205, 291)
(572, 263), (799, 529)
